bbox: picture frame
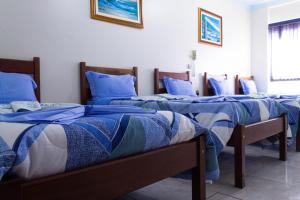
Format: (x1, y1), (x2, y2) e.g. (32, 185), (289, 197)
(91, 0), (143, 29)
(198, 8), (223, 47)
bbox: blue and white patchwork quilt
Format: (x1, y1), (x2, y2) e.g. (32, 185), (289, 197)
(89, 95), (288, 154)
(224, 95), (300, 145)
(0, 104), (208, 182)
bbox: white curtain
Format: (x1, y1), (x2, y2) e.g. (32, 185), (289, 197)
(270, 22), (300, 80)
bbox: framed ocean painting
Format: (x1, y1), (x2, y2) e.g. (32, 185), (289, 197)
(91, 0), (143, 29)
(198, 8), (223, 47)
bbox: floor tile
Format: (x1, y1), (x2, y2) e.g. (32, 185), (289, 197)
(250, 162), (300, 185)
(208, 193), (241, 200)
(118, 145), (300, 200)
(230, 176), (291, 200)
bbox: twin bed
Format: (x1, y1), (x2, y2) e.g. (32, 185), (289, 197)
(80, 63), (288, 189)
(203, 72), (300, 152)
(0, 58), (207, 200)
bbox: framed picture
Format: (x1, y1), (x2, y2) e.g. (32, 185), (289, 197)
(198, 8), (223, 47)
(91, 0), (143, 29)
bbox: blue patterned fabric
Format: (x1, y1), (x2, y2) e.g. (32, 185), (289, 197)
(208, 78), (231, 95)
(0, 72), (37, 104)
(163, 77), (196, 96)
(89, 95), (288, 179)
(211, 95), (300, 146)
(0, 105), (206, 181)
(86, 71), (137, 99)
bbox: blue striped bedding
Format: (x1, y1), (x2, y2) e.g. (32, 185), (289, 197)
(222, 95), (300, 145)
(0, 104), (209, 181)
(89, 95), (288, 154)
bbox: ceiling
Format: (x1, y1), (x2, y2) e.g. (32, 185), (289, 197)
(241, 0), (275, 5)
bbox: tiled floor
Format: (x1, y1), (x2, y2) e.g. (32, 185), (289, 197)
(119, 145), (300, 200)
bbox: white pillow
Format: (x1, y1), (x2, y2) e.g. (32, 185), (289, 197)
(241, 80), (258, 94)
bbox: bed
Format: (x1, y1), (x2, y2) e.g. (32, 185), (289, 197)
(80, 63), (287, 188)
(157, 69), (288, 188)
(235, 74), (300, 152)
(0, 58), (207, 200)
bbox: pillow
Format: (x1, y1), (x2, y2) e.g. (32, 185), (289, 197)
(163, 76), (196, 96)
(85, 71), (137, 99)
(208, 78), (231, 95)
(240, 79), (258, 95)
(0, 72), (37, 104)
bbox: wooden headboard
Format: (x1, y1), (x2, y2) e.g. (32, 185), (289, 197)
(0, 57), (41, 101)
(154, 68), (190, 94)
(203, 72), (228, 96)
(80, 62), (138, 104)
(235, 75), (254, 95)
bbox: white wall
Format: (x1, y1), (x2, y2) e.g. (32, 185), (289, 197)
(195, 1), (251, 95)
(251, 7), (269, 93)
(0, 0), (251, 102)
(269, 1), (300, 23)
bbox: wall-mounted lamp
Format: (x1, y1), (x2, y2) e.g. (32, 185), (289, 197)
(188, 50), (197, 77)
(191, 50), (197, 61)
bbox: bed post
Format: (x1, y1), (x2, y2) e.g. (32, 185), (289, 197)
(187, 71), (191, 81)
(192, 135), (206, 200)
(203, 72), (208, 96)
(297, 113), (300, 152)
(154, 68), (159, 94)
(80, 62), (87, 105)
(235, 75), (240, 95)
(234, 125), (246, 188)
(279, 114), (288, 160)
(33, 57), (41, 102)
(0, 179), (23, 200)
(133, 66), (139, 95)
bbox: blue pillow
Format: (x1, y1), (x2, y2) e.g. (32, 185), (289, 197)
(240, 79), (257, 95)
(208, 78), (230, 96)
(0, 72), (37, 104)
(163, 76), (196, 96)
(86, 71), (137, 99)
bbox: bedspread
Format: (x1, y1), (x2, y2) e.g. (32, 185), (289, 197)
(0, 105), (209, 182)
(90, 96), (288, 153)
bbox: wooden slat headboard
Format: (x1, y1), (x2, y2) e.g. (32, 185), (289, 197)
(0, 57), (41, 101)
(235, 75), (254, 95)
(203, 72), (228, 96)
(154, 68), (190, 94)
(80, 62), (138, 104)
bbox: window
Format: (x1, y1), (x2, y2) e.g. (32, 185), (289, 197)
(269, 19), (300, 81)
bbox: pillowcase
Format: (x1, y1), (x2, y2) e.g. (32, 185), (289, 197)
(208, 78), (231, 96)
(0, 72), (37, 104)
(163, 76), (196, 97)
(85, 71), (137, 99)
(240, 79), (258, 95)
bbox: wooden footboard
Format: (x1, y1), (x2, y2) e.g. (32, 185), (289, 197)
(227, 114), (288, 188)
(0, 135), (206, 200)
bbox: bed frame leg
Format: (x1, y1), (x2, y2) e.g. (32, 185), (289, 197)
(297, 133), (300, 152)
(296, 113), (300, 152)
(234, 126), (245, 189)
(279, 115), (287, 161)
(192, 136), (206, 200)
